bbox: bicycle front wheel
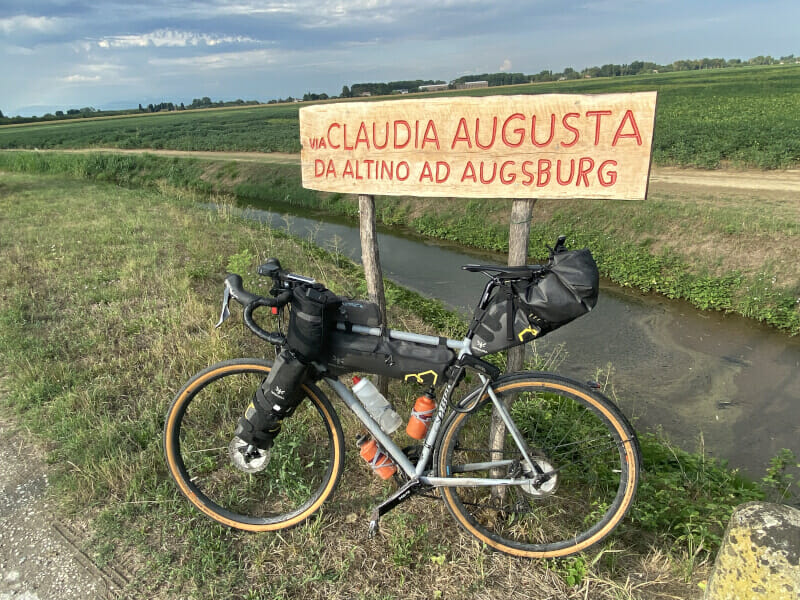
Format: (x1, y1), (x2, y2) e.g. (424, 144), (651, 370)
(437, 372), (640, 558)
(164, 358), (345, 531)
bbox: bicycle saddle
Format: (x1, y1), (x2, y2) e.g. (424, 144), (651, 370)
(462, 264), (544, 279)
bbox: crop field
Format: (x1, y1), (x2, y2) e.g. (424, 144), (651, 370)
(0, 104), (302, 153)
(1, 64), (799, 168)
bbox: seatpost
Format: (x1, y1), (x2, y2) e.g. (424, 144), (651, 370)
(467, 277), (500, 338)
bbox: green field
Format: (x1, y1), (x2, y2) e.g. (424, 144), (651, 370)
(1, 65), (799, 168)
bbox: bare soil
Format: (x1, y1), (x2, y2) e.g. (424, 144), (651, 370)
(0, 412), (129, 600)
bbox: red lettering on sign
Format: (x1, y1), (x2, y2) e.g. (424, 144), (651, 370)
(475, 117), (498, 150)
(499, 161), (516, 185)
(561, 113), (580, 148)
(556, 159), (575, 185)
(576, 157), (594, 186)
(537, 159), (552, 187)
(531, 114), (556, 148)
(314, 159), (325, 177)
(502, 113), (525, 148)
(461, 161), (477, 183)
(343, 160), (354, 178)
(586, 110), (612, 146)
(479, 161), (497, 184)
(421, 120), (440, 150)
(598, 160), (618, 186)
(419, 161), (433, 182)
(612, 110), (643, 146)
(327, 123), (341, 149)
(451, 118), (472, 149)
(325, 160), (336, 178)
(380, 160), (394, 179)
(394, 121), (411, 149)
(521, 160), (535, 186)
(371, 123), (389, 150)
(435, 161), (450, 183)
(396, 161), (410, 181)
(342, 124), (354, 150)
(354, 122), (370, 150)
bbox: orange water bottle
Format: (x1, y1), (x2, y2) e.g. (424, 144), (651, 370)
(406, 391), (436, 440)
(357, 436), (397, 480)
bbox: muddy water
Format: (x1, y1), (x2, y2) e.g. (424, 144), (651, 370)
(238, 203), (800, 477)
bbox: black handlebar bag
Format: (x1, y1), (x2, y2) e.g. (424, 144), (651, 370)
(470, 248), (599, 357)
(286, 283), (342, 363)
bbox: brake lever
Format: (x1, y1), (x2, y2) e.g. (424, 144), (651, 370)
(215, 281), (232, 328)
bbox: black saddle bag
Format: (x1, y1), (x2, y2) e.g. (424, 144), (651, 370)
(470, 248), (599, 357)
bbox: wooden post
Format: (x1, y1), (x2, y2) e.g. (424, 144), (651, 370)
(506, 199), (536, 372)
(490, 198), (536, 494)
(358, 194), (389, 395)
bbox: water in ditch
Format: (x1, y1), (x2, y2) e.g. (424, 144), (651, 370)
(236, 202), (800, 478)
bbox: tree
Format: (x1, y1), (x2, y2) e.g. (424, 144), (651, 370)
(0, 109), (4, 119)
(341, 85), (351, 98)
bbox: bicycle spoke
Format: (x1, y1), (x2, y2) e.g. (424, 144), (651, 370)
(439, 375), (640, 556)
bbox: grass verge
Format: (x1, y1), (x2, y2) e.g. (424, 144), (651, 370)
(1, 150), (797, 335)
(1, 171), (789, 599)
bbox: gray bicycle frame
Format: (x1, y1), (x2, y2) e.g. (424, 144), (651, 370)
(323, 323), (540, 489)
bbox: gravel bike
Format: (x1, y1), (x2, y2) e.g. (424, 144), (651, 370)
(164, 239), (641, 558)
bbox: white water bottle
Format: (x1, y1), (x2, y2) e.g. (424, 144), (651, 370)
(352, 376), (402, 434)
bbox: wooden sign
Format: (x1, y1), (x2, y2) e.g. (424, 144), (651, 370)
(299, 92), (657, 200)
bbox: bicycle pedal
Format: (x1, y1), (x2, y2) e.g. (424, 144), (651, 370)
(368, 519), (380, 538)
(368, 508), (381, 537)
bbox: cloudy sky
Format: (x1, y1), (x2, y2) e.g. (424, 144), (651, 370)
(1, 0), (797, 116)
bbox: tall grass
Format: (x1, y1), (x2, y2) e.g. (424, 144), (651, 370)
(0, 171), (778, 599)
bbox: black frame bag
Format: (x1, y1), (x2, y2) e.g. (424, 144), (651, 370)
(325, 331), (455, 387)
(470, 248), (599, 357)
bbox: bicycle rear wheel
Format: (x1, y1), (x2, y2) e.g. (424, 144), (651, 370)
(164, 358), (344, 531)
(437, 372), (640, 558)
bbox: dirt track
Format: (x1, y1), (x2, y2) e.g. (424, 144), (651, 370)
(5, 148), (800, 193)
(0, 413), (128, 600)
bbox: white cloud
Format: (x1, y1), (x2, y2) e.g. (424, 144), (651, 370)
(61, 74), (102, 83)
(148, 48), (277, 70)
(0, 14), (66, 34)
(499, 58), (512, 72)
(97, 29), (258, 49)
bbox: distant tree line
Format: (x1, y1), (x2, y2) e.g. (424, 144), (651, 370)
(0, 97), (262, 125)
(343, 80), (447, 97)
(449, 54), (798, 86)
(1, 53), (796, 125)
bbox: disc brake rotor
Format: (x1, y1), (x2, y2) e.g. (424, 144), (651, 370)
(228, 436), (270, 474)
(520, 457), (557, 496)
